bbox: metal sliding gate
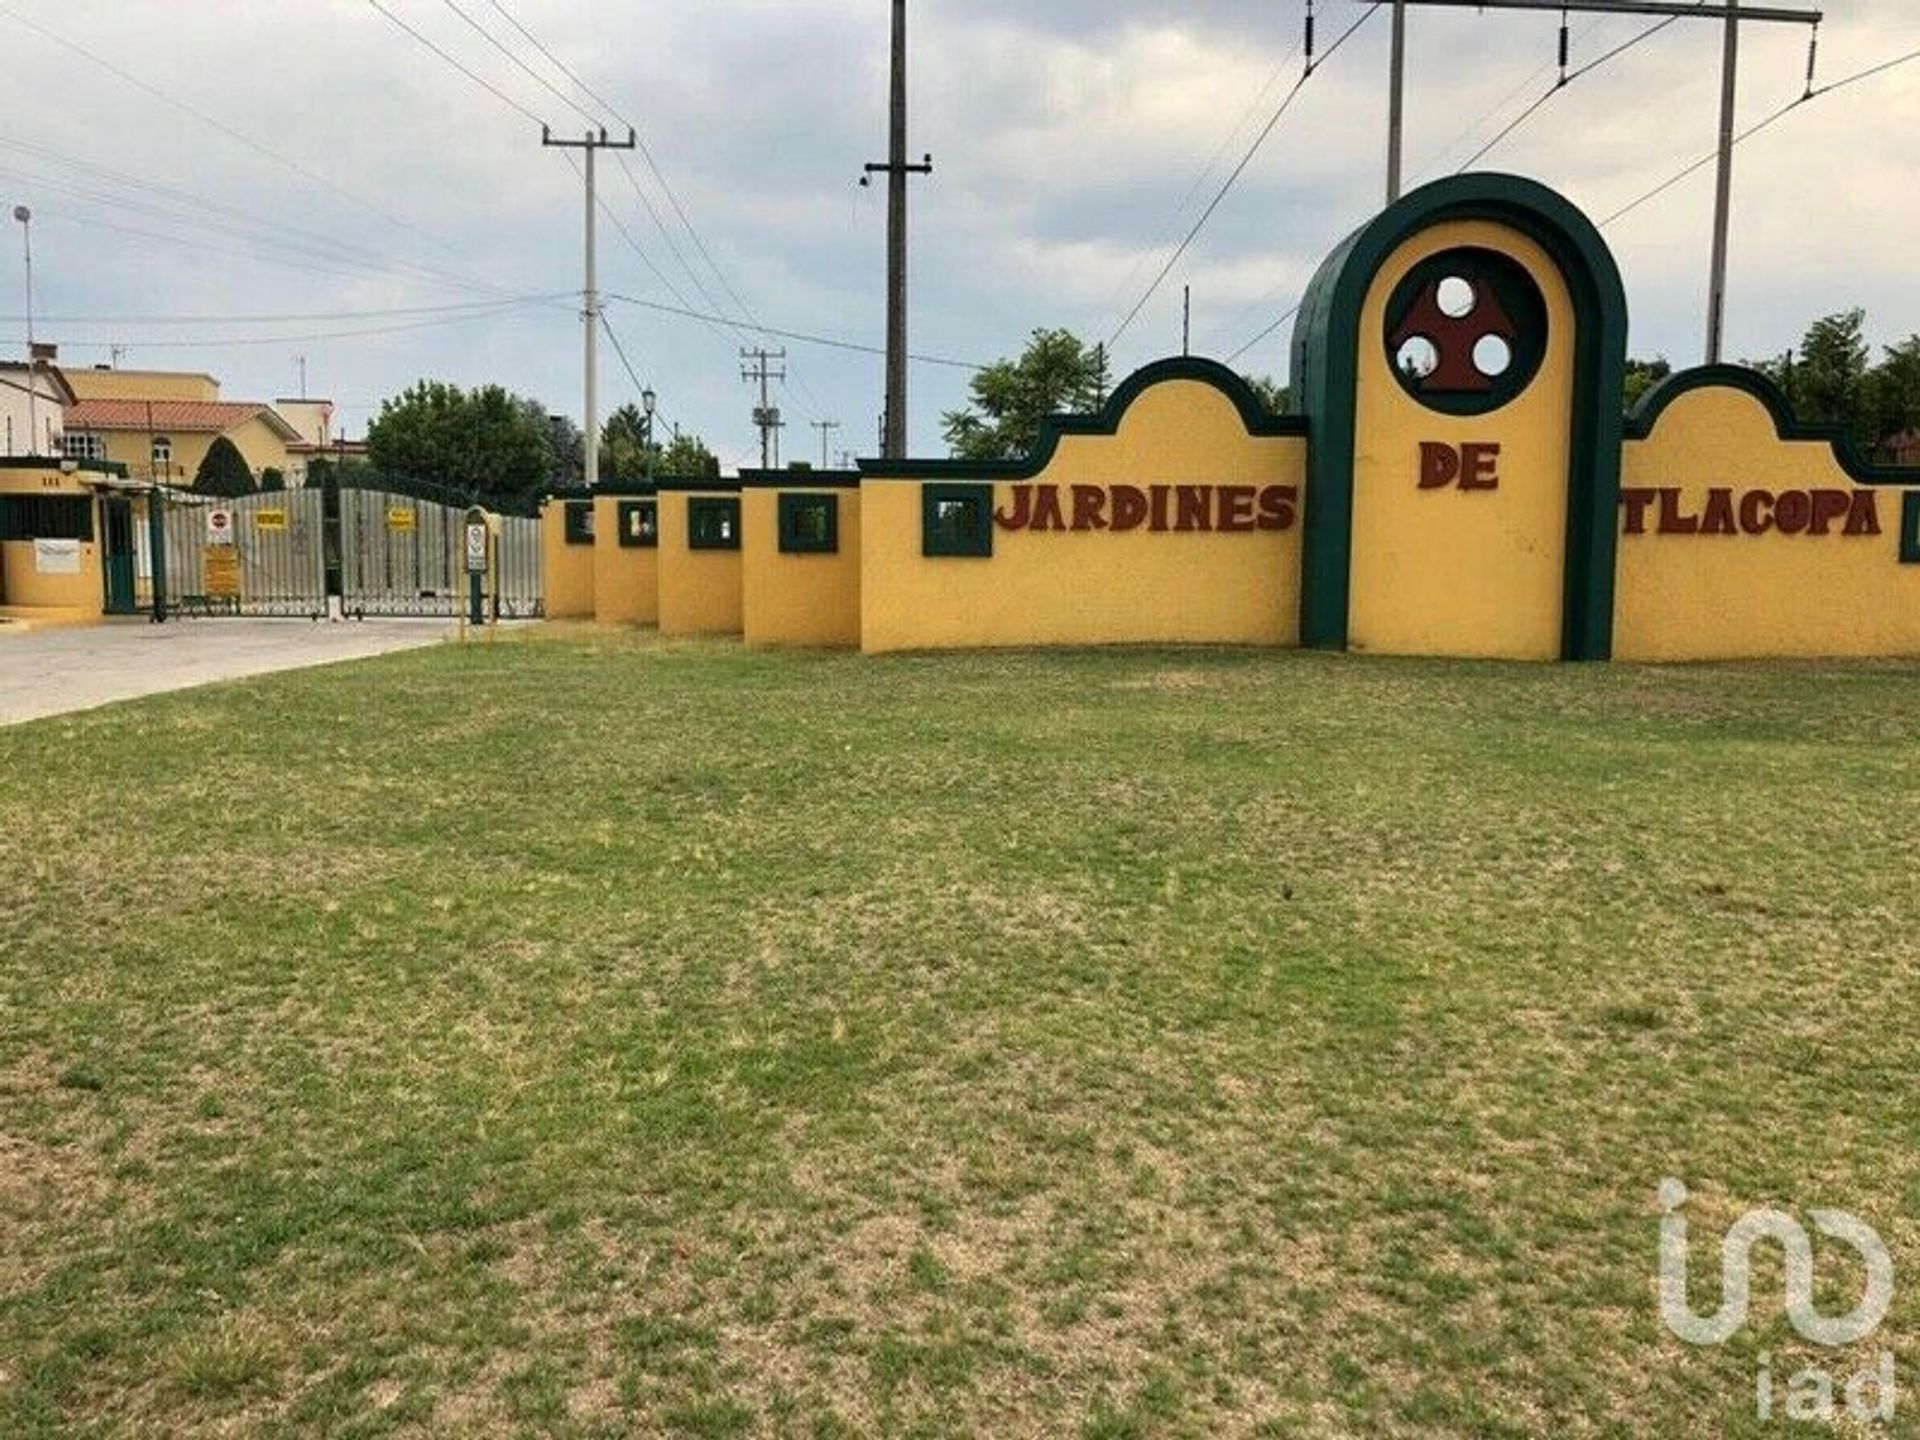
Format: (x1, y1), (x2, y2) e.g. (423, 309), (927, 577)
(139, 484), (543, 620)
(338, 489), (544, 619)
(143, 489), (328, 617)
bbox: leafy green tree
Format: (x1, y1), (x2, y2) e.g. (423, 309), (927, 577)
(192, 436), (256, 498)
(1242, 374), (1291, 414)
(1868, 335), (1920, 457)
(366, 381), (556, 510)
(942, 329), (1110, 461)
(602, 403), (654, 483)
(259, 467), (286, 493)
(659, 432), (720, 479)
(1794, 309), (1872, 436)
(1623, 358), (1672, 412)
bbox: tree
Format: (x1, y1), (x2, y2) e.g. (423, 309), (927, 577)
(1623, 357), (1672, 412)
(1794, 309), (1872, 437)
(260, 466), (286, 493)
(523, 399), (582, 488)
(1242, 374), (1291, 414)
(941, 329), (1110, 461)
(193, 436), (256, 498)
(601, 403), (654, 483)
(1868, 335), (1920, 459)
(366, 381), (556, 510)
(659, 432), (720, 479)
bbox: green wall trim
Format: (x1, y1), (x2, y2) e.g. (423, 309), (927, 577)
(1290, 172), (1629, 661)
(587, 481), (659, 498)
(860, 357), (1307, 482)
(0, 456), (128, 478)
(654, 478), (744, 495)
(1627, 364), (1920, 486)
(739, 469), (863, 490)
(1902, 494), (1920, 565)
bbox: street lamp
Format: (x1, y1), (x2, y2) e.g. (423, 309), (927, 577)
(641, 386), (657, 482)
(13, 205), (37, 457)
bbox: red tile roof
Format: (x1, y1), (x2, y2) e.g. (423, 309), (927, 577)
(64, 399), (301, 440)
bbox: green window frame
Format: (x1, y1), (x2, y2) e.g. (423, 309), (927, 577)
(688, 496), (741, 551)
(563, 500), (594, 545)
(778, 492), (839, 554)
(0, 494), (94, 542)
(1903, 493), (1920, 565)
(922, 483), (993, 558)
(618, 498), (658, 549)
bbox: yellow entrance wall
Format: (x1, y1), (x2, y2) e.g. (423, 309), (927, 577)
(742, 487), (861, 647)
(592, 494), (659, 626)
(860, 381), (1305, 654)
(541, 499), (597, 619)
(1349, 220), (1577, 660)
(658, 490), (744, 636)
(0, 469), (102, 616)
(1616, 384), (1920, 660)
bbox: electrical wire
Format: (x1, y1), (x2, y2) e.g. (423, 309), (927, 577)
(603, 293), (985, 371)
(1454, 7), (1701, 172)
(436, 0), (606, 132)
(1107, 3), (1379, 351)
(1094, 3), (1311, 344)
(361, 0), (549, 127)
(1601, 44), (1920, 228)
(45, 299), (557, 352)
(0, 1), (440, 247)
(8, 295), (571, 326)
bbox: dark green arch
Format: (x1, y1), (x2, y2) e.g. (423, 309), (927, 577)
(857, 356), (1308, 482)
(1290, 173), (1629, 660)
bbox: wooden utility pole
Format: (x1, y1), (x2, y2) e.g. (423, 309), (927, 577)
(863, 0), (932, 459)
(1382, 0), (1821, 363)
(542, 126), (637, 489)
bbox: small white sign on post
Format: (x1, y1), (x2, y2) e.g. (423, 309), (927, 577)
(206, 507), (235, 546)
(465, 522), (489, 574)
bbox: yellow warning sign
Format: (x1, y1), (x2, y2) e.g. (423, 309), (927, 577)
(387, 507), (417, 533)
(204, 546), (241, 599)
(254, 509), (289, 532)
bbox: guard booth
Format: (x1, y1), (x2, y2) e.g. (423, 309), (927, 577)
(0, 458), (125, 621)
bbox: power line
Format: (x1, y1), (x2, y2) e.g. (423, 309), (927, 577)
(8, 295), (569, 326)
(0, 135), (512, 299)
(40, 299), (557, 351)
(482, 0), (820, 415)
(602, 293), (985, 370)
(0, 1), (440, 246)
(1107, 3), (1380, 351)
(1094, 6), (1310, 342)
(361, 0), (549, 127)
(1600, 43), (1920, 228)
(436, 0), (605, 130)
(1453, 9), (1697, 171)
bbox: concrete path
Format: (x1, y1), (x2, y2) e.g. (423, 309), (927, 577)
(0, 617), (457, 727)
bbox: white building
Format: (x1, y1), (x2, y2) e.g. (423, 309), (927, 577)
(0, 356), (74, 458)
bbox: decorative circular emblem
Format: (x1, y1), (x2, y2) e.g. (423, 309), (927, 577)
(1383, 247), (1548, 415)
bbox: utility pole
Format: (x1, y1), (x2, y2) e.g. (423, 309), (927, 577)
(1383, 0), (1821, 363)
(811, 419), (841, 470)
(1705, 0), (1739, 363)
(1386, 0), (1407, 203)
(13, 206), (36, 457)
(741, 347), (787, 470)
(542, 125), (638, 489)
(1182, 285), (1192, 357)
(862, 0), (932, 459)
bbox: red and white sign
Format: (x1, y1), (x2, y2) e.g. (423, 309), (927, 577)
(206, 507), (235, 546)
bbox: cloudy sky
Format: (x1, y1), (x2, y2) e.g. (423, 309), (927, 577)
(1, 1), (1913, 468)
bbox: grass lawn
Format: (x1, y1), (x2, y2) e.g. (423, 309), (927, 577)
(2, 630), (1917, 1437)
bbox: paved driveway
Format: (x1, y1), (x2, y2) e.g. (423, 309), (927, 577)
(0, 617), (457, 726)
